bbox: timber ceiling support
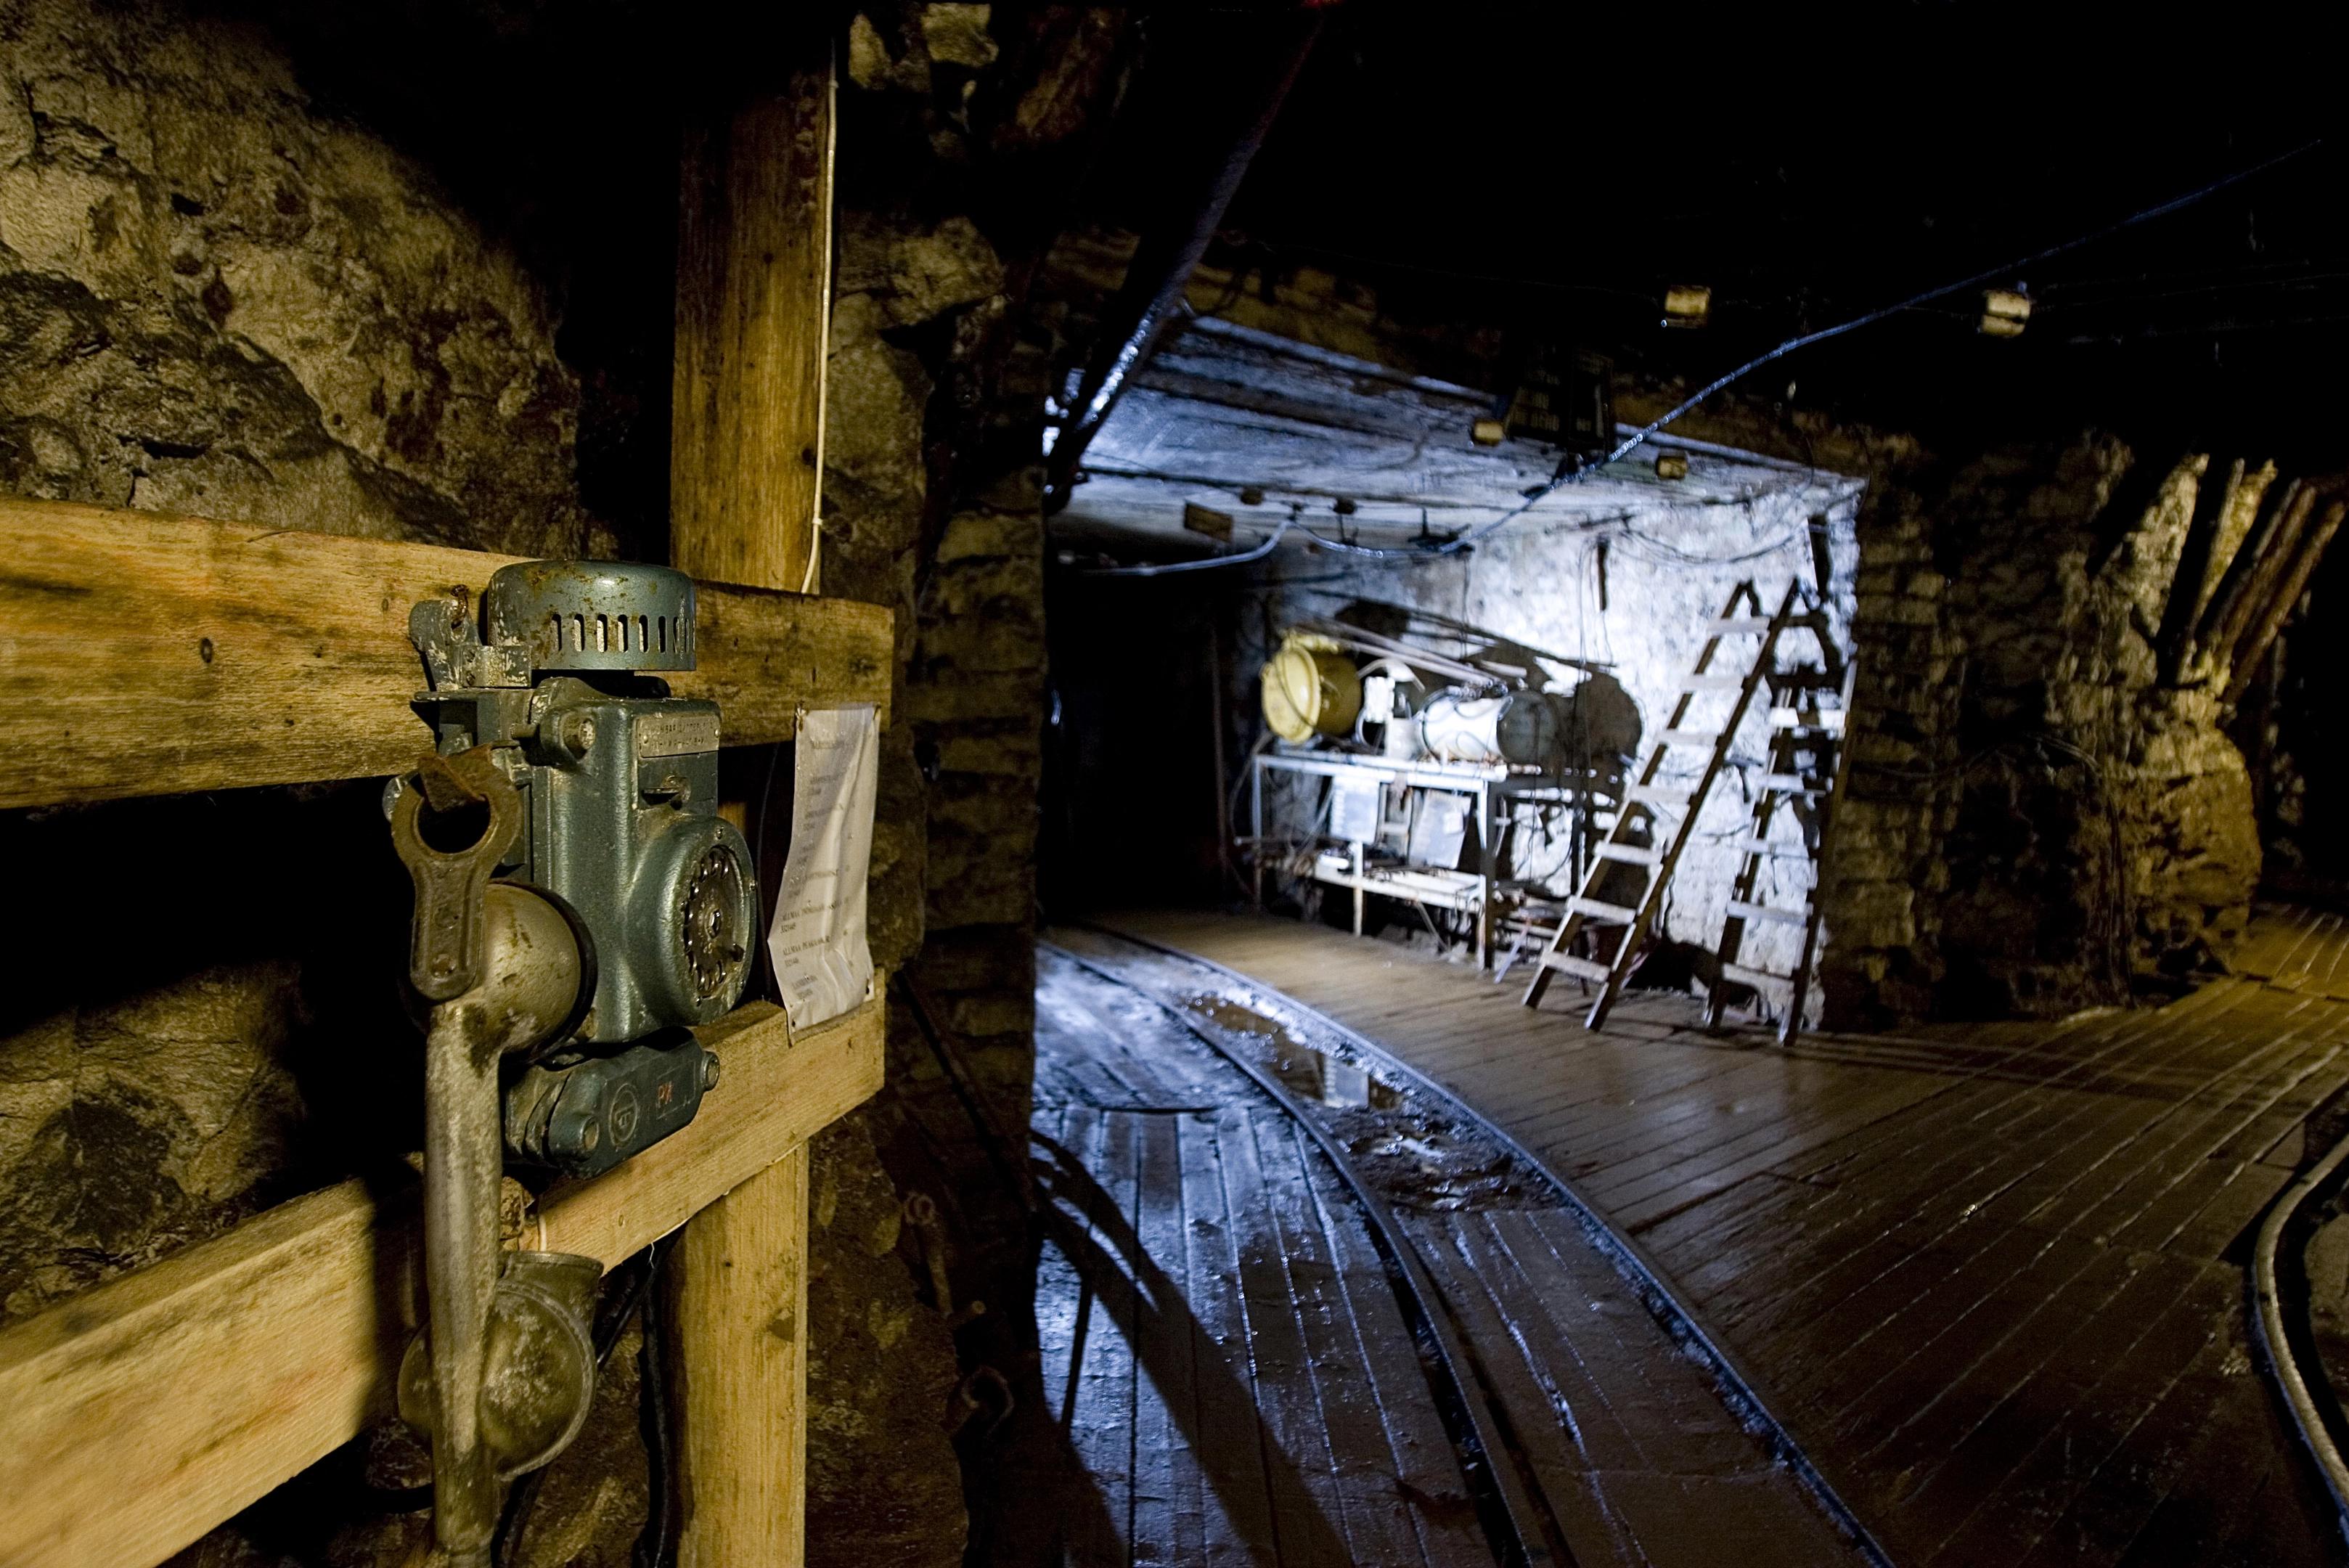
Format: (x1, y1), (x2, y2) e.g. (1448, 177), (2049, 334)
(1043, 9), (1324, 514)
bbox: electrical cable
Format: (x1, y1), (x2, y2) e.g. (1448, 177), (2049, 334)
(632, 1234), (679, 1568)
(495, 1238), (677, 1568)
(1575, 139), (2328, 470)
(1076, 136), (2325, 572)
(1075, 515), (1294, 576)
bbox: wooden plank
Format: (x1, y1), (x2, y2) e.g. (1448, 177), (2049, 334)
(0, 497), (892, 810)
(1065, 1109), (1140, 1565)
(1131, 1112), (1192, 1568)
(1299, 1157), (1487, 1566)
(1182, 1108), (1279, 1567)
(1847, 1244), (2146, 1484)
(1403, 1213), (1638, 1567)
(1221, 1106), (1353, 1568)
(1251, 1114), (1431, 1568)
(1037, 1103), (1127, 1566)
(671, 66), (835, 595)
(668, 46), (838, 1568)
(671, 1142), (810, 1568)
(0, 994), (881, 1568)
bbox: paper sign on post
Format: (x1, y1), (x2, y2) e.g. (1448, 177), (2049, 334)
(767, 704), (879, 1029)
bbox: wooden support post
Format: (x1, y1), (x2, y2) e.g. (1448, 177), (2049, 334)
(669, 1144), (809, 1568)
(671, 61), (835, 597)
(2228, 497), (2346, 704)
(668, 41), (836, 1568)
(2197, 477), (2306, 658)
(2211, 482), (2321, 663)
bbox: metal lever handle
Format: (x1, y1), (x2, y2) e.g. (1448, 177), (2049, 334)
(391, 745), (589, 1567)
(391, 748), (521, 1000)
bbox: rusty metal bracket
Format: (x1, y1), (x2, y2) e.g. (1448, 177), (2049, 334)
(391, 747), (523, 1000)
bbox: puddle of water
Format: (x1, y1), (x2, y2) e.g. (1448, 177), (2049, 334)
(1183, 993), (1402, 1109)
(1178, 988), (1534, 1209)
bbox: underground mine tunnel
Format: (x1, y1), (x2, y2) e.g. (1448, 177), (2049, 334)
(5, 4), (2349, 1567)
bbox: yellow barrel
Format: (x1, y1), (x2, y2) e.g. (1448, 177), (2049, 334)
(1260, 640), (1361, 743)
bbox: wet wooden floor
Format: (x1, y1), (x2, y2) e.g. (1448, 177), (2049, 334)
(1033, 944), (1866, 1567)
(1105, 905), (2349, 1567)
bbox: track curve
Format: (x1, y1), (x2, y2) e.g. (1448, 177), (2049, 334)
(1036, 928), (1884, 1568)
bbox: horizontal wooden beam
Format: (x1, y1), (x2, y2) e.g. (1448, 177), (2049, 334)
(0, 497), (894, 811)
(0, 993), (884, 1568)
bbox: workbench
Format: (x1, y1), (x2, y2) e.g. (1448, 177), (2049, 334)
(1247, 748), (1585, 969)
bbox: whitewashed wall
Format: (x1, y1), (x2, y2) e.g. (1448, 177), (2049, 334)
(1241, 469), (1861, 1000)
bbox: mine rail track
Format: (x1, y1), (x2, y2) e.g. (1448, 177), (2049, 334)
(1039, 927), (1888, 1568)
(2252, 1114), (2349, 1540)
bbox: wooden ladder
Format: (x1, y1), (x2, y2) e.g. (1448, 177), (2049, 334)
(1705, 654), (1856, 1043)
(1521, 579), (1824, 1029)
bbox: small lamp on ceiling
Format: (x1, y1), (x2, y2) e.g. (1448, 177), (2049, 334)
(1980, 285), (2032, 338)
(1662, 284), (1711, 330)
(1654, 452), (1690, 481)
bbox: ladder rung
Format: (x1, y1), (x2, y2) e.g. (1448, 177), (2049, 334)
(1770, 708), (1847, 730)
(1594, 841), (1660, 866)
(1624, 783), (1691, 807)
(1722, 962), (1794, 994)
(1683, 674), (1749, 692)
(1759, 773), (1825, 795)
(1727, 899), (1809, 926)
(1733, 838), (1813, 859)
(1543, 953), (1614, 982)
(1569, 897), (1638, 924)
(1707, 616), (1776, 634)
(1656, 728), (1717, 748)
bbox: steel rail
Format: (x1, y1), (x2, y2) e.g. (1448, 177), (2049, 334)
(2251, 1123), (2349, 1542)
(1042, 940), (1569, 1568)
(1071, 921), (1899, 1568)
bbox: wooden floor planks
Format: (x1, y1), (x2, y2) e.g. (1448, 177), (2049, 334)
(1109, 905), (2349, 1567)
(1033, 952), (1479, 1567)
(1034, 941), (1869, 1568)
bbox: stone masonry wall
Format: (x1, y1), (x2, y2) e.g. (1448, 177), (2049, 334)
(1820, 436), (2266, 1024)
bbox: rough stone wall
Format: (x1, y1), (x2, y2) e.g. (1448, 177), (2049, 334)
(0, 0), (593, 1328)
(1821, 436), (2265, 1023)
(810, 195), (1038, 1568)
(813, 8), (1134, 1561)
(0, 0), (589, 554)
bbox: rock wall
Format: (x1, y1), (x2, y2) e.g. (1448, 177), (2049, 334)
(1821, 437), (2266, 1023)
(0, 0), (589, 1328)
(0, 0), (587, 553)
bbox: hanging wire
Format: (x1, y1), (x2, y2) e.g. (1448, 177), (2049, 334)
(1075, 515), (1295, 576)
(1069, 136), (2325, 573)
(1590, 139), (2326, 466)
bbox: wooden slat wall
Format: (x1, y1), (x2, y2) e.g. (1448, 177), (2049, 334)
(0, 995), (883, 1568)
(0, 496), (891, 810)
